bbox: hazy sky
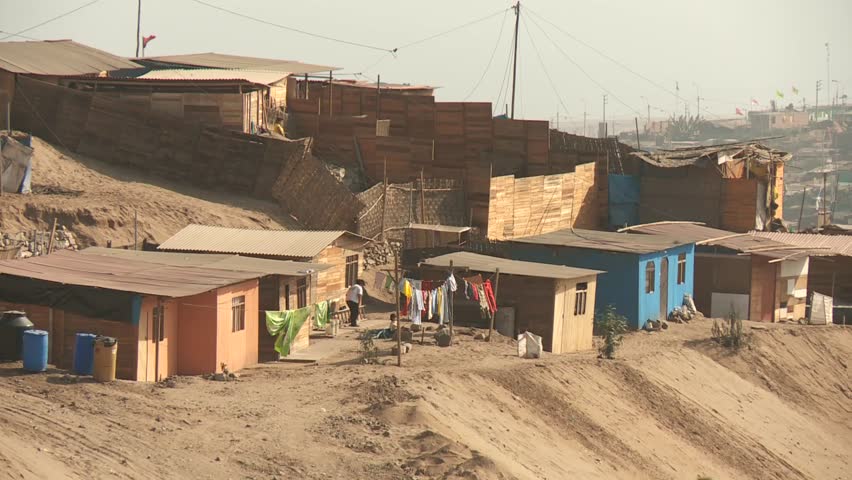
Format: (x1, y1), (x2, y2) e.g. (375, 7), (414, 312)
(2, 0), (850, 130)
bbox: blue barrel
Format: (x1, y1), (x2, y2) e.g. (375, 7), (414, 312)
(73, 333), (96, 375)
(22, 330), (48, 372)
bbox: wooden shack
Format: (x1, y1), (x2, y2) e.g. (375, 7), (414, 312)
(414, 251), (602, 354)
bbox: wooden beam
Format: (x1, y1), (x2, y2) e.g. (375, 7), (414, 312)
(617, 220), (706, 233)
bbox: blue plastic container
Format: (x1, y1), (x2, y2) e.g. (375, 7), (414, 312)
(22, 330), (48, 372)
(73, 333), (97, 375)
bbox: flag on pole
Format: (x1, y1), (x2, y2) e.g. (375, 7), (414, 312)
(142, 35), (157, 48)
(751, 98), (760, 106)
(736, 107), (744, 116)
(775, 90), (785, 99)
(792, 85), (800, 95)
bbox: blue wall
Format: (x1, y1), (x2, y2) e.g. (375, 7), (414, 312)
(506, 242), (695, 329)
(637, 243), (695, 329)
(608, 175), (640, 229)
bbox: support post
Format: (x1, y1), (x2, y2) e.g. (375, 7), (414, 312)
(47, 218), (58, 254)
(488, 268), (500, 341)
(510, 2), (520, 119)
(449, 260), (455, 345)
(394, 250), (401, 367)
(419, 168), (426, 224)
(797, 187), (807, 232)
(376, 74), (381, 120)
(135, 0), (141, 57)
(381, 157), (388, 240)
(328, 70), (333, 117)
(634, 117), (641, 150)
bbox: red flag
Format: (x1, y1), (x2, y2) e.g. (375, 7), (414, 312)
(750, 98), (759, 106)
(736, 107), (744, 116)
(142, 34), (156, 48)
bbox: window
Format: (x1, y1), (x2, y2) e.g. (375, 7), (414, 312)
(284, 284), (291, 311)
(231, 296), (246, 332)
(573, 282), (588, 316)
(644, 261), (655, 294)
(152, 305), (165, 342)
(345, 254), (359, 287)
(296, 278), (308, 309)
(677, 253), (687, 285)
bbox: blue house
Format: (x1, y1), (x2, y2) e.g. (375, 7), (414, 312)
(504, 228), (695, 329)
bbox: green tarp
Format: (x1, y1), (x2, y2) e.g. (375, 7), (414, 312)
(314, 301), (329, 329)
(265, 307), (312, 357)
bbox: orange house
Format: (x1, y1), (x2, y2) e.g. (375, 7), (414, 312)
(0, 251), (269, 381)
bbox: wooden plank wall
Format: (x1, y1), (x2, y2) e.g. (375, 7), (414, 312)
(721, 179), (759, 232)
(486, 163), (599, 240)
(12, 76), (359, 231)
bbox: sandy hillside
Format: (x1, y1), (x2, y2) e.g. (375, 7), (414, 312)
(0, 136), (297, 247)
(0, 315), (849, 480)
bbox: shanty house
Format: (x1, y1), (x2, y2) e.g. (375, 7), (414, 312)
(622, 223), (811, 322)
(158, 225), (368, 304)
(504, 228), (695, 329)
(0, 40), (140, 129)
(415, 251), (601, 353)
(622, 142), (790, 232)
(63, 52), (338, 134)
(754, 232), (852, 323)
(0, 250), (270, 381)
(78, 247), (330, 361)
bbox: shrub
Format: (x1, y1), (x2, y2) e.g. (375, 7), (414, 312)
(359, 331), (379, 364)
(596, 305), (628, 359)
(711, 307), (747, 349)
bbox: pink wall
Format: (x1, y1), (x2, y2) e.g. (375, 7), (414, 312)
(215, 280), (259, 373)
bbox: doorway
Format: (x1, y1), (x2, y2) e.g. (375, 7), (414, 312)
(660, 257), (669, 320)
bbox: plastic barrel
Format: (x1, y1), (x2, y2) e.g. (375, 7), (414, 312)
(22, 330), (48, 372)
(93, 336), (118, 382)
(73, 333), (97, 375)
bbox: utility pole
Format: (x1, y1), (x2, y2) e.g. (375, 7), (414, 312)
(826, 42), (831, 112)
(583, 109), (587, 137)
(135, 0), (141, 57)
(602, 94), (607, 137)
(816, 80), (822, 120)
(510, 1), (521, 119)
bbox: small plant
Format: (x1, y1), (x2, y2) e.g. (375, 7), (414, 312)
(359, 331), (379, 364)
(711, 306), (747, 349)
(697, 475), (714, 480)
(596, 305), (628, 359)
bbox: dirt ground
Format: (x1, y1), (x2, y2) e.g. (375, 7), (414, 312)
(0, 312), (849, 480)
(0, 136), (297, 247)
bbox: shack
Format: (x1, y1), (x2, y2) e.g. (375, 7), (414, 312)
(504, 228), (695, 329)
(415, 251), (601, 353)
(158, 225), (369, 304)
(621, 223), (811, 322)
(78, 248), (330, 361)
(754, 232), (852, 323)
(0, 250), (268, 381)
(623, 142), (790, 232)
(405, 224), (471, 249)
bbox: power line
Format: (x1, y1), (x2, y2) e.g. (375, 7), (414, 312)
(520, 15), (573, 122)
(396, 7), (511, 51)
(525, 13), (641, 117)
(0, 30), (41, 41)
(0, 0), (101, 41)
(494, 26), (516, 115)
(463, 9), (510, 101)
(187, 0), (393, 53)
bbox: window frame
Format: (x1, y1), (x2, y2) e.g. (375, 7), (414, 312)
(231, 295), (246, 332)
(645, 261), (656, 294)
(344, 254), (359, 288)
(296, 278), (308, 309)
(677, 253), (687, 285)
(573, 282), (588, 316)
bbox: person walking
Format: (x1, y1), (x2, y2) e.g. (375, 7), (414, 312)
(346, 279), (366, 327)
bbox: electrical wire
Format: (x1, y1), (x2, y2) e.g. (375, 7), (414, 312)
(494, 31), (515, 116)
(463, 9), (510, 101)
(395, 7), (511, 51)
(520, 15), (573, 122)
(0, 0), (101, 41)
(187, 0), (393, 53)
(0, 30), (41, 41)
(525, 13), (641, 117)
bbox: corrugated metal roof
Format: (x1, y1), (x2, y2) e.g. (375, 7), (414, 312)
(0, 40), (140, 75)
(140, 53), (337, 74)
(509, 228), (692, 254)
(137, 68), (289, 85)
(421, 251), (602, 280)
(620, 222), (806, 259)
(408, 224), (471, 234)
(80, 247), (330, 276)
(752, 232), (852, 257)
(0, 250), (262, 297)
(158, 224), (364, 258)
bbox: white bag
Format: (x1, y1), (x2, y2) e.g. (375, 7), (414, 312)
(517, 331), (543, 359)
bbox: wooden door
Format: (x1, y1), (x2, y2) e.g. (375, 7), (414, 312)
(660, 258), (669, 320)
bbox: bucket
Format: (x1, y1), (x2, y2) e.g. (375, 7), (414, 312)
(73, 333), (96, 375)
(22, 330), (48, 372)
(93, 336), (118, 382)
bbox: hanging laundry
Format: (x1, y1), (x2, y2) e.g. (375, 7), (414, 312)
(314, 301), (330, 329)
(436, 287), (444, 324)
(463, 274), (483, 285)
(446, 273), (457, 292)
(411, 286), (424, 324)
(265, 307), (312, 356)
(477, 285), (489, 313)
(484, 280), (497, 314)
(384, 273), (394, 292)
